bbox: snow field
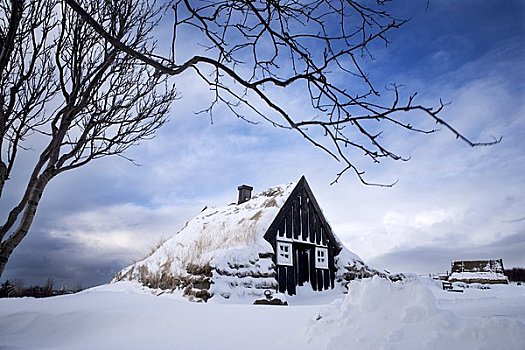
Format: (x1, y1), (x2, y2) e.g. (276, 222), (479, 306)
(1, 278), (524, 350)
(307, 276), (525, 350)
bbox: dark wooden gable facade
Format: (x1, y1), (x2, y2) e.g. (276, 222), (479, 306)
(264, 176), (341, 295)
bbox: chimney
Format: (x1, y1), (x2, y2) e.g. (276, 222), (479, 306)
(237, 185), (253, 204)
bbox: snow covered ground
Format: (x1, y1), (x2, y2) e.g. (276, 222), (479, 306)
(1, 277), (524, 350)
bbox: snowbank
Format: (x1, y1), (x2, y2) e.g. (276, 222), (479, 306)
(306, 276), (525, 350)
(1, 278), (524, 349)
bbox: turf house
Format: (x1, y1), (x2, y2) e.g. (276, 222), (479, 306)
(114, 176), (379, 302)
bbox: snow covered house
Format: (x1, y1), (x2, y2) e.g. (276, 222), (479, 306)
(113, 176), (378, 302)
(448, 259), (509, 284)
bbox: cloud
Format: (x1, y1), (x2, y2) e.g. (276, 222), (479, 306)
(2, 1), (524, 287)
(4, 201), (203, 287)
(320, 26), (525, 270)
(369, 231), (525, 274)
(4, 228), (123, 287)
(64, 202), (201, 248)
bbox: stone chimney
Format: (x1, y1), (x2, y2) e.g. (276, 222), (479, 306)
(237, 185), (253, 204)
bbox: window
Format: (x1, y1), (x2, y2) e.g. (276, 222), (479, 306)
(276, 242), (293, 266)
(315, 247), (328, 269)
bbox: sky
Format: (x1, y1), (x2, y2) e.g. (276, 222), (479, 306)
(2, 0), (524, 288)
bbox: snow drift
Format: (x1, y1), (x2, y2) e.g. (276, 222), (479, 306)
(2, 278), (524, 349)
(307, 276), (525, 350)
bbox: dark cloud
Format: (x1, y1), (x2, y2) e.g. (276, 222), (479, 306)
(369, 231), (525, 274)
(2, 228), (129, 288)
(503, 216), (525, 224)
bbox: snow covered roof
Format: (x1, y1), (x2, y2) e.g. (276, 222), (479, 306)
(448, 271), (509, 285)
(451, 259), (505, 274)
(132, 181), (296, 274)
(448, 259), (508, 284)
(448, 272), (508, 282)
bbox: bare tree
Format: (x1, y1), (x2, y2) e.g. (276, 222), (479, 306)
(43, 276), (55, 296)
(10, 277), (24, 295)
(0, 0), (176, 277)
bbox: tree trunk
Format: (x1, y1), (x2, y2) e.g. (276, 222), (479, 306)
(0, 170), (53, 278)
(0, 161), (7, 198)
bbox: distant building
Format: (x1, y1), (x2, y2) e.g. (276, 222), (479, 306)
(448, 259), (509, 284)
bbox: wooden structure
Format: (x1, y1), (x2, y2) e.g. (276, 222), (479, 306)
(237, 185), (253, 204)
(264, 176), (341, 295)
(448, 259), (509, 284)
(442, 281), (453, 290)
(451, 259), (505, 274)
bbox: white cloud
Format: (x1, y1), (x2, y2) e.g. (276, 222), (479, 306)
(47, 202), (201, 262)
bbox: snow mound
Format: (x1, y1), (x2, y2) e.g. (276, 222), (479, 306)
(307, 276), (525, 350)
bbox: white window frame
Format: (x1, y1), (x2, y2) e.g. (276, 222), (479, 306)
(276, 241), (293, 266)
(315, 247), (328, 269)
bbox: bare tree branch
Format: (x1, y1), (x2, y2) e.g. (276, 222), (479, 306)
(0, 0), (176, 277)
(62, 0), (500, 187)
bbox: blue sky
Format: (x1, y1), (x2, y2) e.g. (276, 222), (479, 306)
(2, 0), (524, 287)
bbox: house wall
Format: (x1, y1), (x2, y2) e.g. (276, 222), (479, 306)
(451, 259), (505, 274)
(449, 259), (508, 285)
(265, 178), (339, 295)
